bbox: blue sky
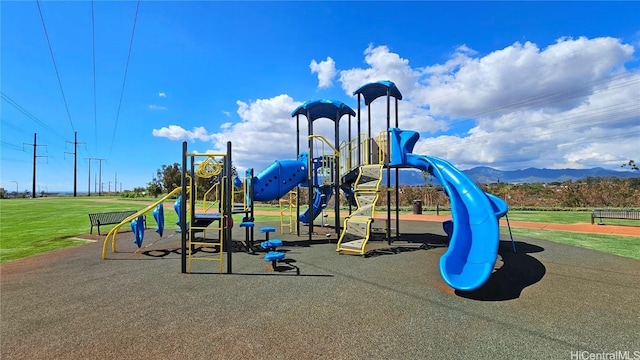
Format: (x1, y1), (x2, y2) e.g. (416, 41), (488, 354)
(1, 1), (639, 193)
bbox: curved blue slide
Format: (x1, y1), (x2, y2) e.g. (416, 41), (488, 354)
(389, 128), (507, 291)
(406, 154), (500, 291)
(300, 185), (333, 224)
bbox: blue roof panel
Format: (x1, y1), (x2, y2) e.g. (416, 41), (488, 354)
(353, 80), (403, 105)
(291, 99), (356, 122)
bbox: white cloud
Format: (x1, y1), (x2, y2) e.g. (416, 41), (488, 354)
(310, 57), (337, 88)
(152, 125), (213, 142)
(148, 104), (167, 110)
(334, 38), (639, 170)
(158, 92), (166, 97)
(222, 111), (231, 118)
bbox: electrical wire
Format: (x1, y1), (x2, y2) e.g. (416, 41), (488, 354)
(1, 92), (66, 140)
(35, 0), (75, 133)
(91, 0), (98, 154)
(109, 0), (140, 157)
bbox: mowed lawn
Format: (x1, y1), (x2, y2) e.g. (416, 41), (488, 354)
(0, 197), (178, 263)
(1, 197), (638, 263)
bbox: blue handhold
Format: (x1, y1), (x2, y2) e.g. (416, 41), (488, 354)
(260, 227), (276, 233)
(264, 251), (285, 262)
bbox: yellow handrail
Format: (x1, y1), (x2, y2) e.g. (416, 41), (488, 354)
(102, 186), (184, 259)
(202, 182), (219, 213)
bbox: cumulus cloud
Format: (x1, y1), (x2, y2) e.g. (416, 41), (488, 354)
(148, 104), (167, 110)
(310, 57), (337, 88)
(335, 38), (638, 170)
(152, 36), (638, 173)
(158, 92), (166, 97)
(152, 125), (213, 142)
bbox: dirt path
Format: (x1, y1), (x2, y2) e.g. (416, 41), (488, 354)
(255, 210), (640, 237)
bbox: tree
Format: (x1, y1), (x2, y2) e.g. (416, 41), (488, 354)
(621, 160), (639, 171)
(147, 181), (163, 197)
(156, 163), (182, 192)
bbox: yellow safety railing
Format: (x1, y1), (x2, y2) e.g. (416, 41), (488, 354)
(202, 182), (219, 213)
(339, 133), (371, 176)
(308, 134), (339, 186)
(375, 131), (387, 165)
(102, 186), (184, 259)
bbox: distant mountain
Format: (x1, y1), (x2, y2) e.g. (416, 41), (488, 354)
(382, 166), (640, 186)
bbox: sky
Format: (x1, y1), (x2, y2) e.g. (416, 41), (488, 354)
(1, 1), (639, 193)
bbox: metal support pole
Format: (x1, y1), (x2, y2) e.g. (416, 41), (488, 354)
(308, 110), (314, 240)
(225, 141), (233, 274)
(334, 109), (340, 234)
(181, 142), (187, 273)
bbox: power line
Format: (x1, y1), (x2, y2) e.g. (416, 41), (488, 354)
(91, 0), (98, 154)
(1, 92), (66, 140)
(1, 141), (26, 152)
(35, 0), (75, 133)
(109, 0), (140, 157)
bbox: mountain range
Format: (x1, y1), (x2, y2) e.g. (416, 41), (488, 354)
(384, 166), (640, 186)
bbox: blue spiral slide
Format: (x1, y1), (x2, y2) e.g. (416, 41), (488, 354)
(390, 128), (508, 291)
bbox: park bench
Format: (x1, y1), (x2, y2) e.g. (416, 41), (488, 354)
(591, 208), (640, 225)
(88, 210), (139, 235)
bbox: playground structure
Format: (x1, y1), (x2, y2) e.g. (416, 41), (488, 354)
(100, 80), (510, 291)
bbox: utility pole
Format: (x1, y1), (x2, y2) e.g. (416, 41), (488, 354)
(114, 172), (118, 194)
(108, 181), (112, 193)
(24, 133), (47, 198)
(85, 158), (105, 196)
(65, 132), (85, 197)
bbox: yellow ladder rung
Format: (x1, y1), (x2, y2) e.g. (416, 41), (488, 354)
(189, 241), (221, 246)
(188, 257), (222, 262)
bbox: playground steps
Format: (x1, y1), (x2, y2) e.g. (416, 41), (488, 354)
(188, 213), (224, 273)
(337, 164), (383, 255)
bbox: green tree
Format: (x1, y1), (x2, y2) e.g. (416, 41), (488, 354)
(156, 163), (182, 192)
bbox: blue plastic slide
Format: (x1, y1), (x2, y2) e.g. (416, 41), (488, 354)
(389, 128), (507, 291)
(299, 185), (334, 224)
(253, 154), (308, 201)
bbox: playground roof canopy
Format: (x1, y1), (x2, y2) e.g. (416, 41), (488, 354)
(353, 80), (403, 106)
(291, 99), (356, 122)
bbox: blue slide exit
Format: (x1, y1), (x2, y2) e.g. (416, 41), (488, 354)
(299, 185), (333, 224)
(390, 128), (508, 291)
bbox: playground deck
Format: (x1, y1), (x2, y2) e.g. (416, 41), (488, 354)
(1, 220), (638, 359)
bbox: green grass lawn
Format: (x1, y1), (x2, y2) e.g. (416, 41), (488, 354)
(1, 197), (638, 263)
(500, 228), (640, 260)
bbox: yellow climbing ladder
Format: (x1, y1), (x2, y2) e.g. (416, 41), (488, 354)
(336, 164), (383, 254)
(187, 173), (226, 274)
(279, 189), (298, 234)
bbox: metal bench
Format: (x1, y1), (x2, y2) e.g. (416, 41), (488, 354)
(88, 210), (138, 235)
(591, 209), (640, 225)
